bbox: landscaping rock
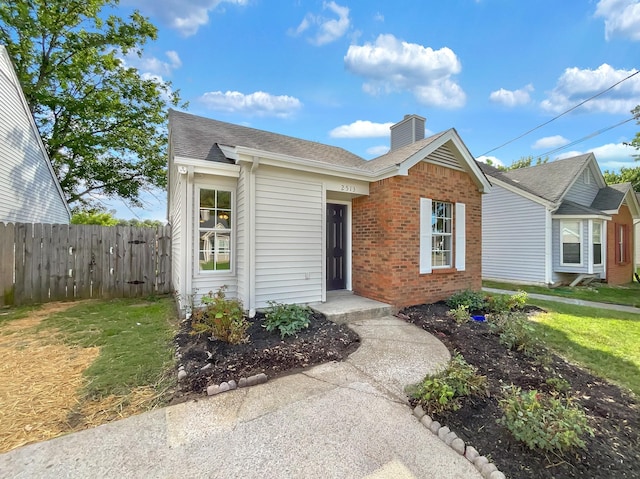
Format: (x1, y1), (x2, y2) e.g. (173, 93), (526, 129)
(238, 377), (248, 388)
(228, 380), (237, 390)
(444, 431), (458, 445)
(206, 385), (219, 396)
(254, 373), (268, 384)
(200, 363), (212, 371)
(429, 421), (441, 434)
(464, 445), (479, 462)
(420, 414), (432, 428)
(451, 438), (465, 455)
(437, 426), (451, 441)
(412, 405), (426, 419)
(177, 370), (187, 381)
(489, 471), (506, 479)
(473, 456), (489, 469)
(218, 382), (230, 393)
(480, 463), (498, 478)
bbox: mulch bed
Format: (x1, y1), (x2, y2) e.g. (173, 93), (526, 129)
(401, 302), (640, 479)
(171, 311), (360, 402)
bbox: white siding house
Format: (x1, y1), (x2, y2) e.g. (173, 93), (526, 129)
(0, 46), (70, 224)
(481, 154), (639, 286)
(168, 110), (491, 313)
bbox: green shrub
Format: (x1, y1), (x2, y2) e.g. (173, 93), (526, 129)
(509, 290), (528, 309)
(446, 290), (486, 312)
(263, 301), (312, 338)
(409, 353), (487, 414)
(487, 294), (512, 313)
(498, 386), (594, 452)
(447, 304), (470, 324)
(191, 287), (248, 344)
(546, 376), (571, 394)
(488, 311), (541, 357)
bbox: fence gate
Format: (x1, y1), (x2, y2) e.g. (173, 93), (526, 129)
(0, 223), (171, 306)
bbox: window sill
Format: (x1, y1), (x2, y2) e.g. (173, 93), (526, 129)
(430, 267), (458, 275)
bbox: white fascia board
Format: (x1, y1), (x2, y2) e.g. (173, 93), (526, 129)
(396, 130), (492, 193)
(233, 146), (396, 182)
(551, 213), (611, 220)
(489, 177), (555, 209)
(173, 155), (240, 177)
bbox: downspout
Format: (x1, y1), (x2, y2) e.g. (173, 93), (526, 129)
(248, 157), (259, 316)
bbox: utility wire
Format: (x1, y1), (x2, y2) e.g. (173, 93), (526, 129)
(480, 69), (640, 157)
(534, 116), (636, 160)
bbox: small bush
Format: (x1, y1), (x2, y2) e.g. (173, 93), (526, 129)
(509, 290), (528, 309)
(191, 287), (248, 344)
(446, 290), (486, 312)
(409, 353), (487, 414)
(487, 294), (512, 313)
(546, 376), (571, 394)
(447, 304), (470, 324)
(488, 311), (541, 357)
(498, 386), (594, 452)
(263, 301), (312, 338)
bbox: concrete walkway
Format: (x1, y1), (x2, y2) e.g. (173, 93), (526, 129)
(483, 287), (640, 315)
(0, 316), (482, 479)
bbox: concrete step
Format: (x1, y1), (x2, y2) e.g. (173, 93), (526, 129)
(310, 292), (394, 324)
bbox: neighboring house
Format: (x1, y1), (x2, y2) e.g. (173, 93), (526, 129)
(480, 154), (640, 286)
(168, 111), (491, 312)
(0, 45), (70, 224)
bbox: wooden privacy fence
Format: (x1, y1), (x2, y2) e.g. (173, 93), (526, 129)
(0, 223), (172, 306)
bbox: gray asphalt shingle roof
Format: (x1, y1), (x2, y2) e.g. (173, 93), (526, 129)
(591, 183), (633, 211)
(169, 109), (366, 168)
(554, 200), (608, 217)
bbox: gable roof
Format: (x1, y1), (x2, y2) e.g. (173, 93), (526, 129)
(169, 109), (491, 192)
(591, 183), (633, 212)
(495, 154), (593, 203)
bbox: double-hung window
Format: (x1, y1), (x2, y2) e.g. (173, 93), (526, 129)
(198, 188), (232, 272)
(561, 220), (582, 265)
(592, 222), (602, 265)
(432, 201), (452, 268)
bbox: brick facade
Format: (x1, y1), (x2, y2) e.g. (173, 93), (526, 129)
(606, 204), (634, 285)
(352, 161), (482, 308)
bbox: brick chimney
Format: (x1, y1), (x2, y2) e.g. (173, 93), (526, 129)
(390, 114), (426, 151)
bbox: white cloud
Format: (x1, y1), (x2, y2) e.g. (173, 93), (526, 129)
(489, 84), (533, 107)
(198, 90), (302, 117)
(344, 34), (465, 108)
(120, 50), (182, 77)
(558, 142), (638, 170)
(366, 145), (390, 156)
(595, 0), (640, 41)
(476, 155), (505, 168)
(123, 0), (247, 36)
(540, 64), (640, 114)
(289, 1), (350, 46)
(373, 12), (384, 22)
(532, 135), (570, 149)
(329, 120), (394, 138)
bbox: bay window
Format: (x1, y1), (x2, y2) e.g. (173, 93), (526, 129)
(561, 220), (581, 265)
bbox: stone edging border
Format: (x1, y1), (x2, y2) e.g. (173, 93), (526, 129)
(412, 404), (506, 479)
(205, 373), (268, 396)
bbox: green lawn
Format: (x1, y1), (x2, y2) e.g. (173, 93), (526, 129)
(528, 299), (640, 396)
(37, 296), (178, 398)
(483, 279), (640, 308)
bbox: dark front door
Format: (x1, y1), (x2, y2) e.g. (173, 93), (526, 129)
(326, 203), (347, 291)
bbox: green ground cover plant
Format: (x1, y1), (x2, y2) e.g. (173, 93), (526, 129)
(263, 301), (312, 338)
(38, 297), (177, 398)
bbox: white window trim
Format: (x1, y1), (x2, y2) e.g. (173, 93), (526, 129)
(195, 184), (236, 276)
(560, 219), (583, 267)
(592, 221), (602, 267)
(420, 198), (465, 273)
(432, 200), (453, 269)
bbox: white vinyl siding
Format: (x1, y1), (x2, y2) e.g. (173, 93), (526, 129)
(0, 48), (69, 224)
(254, 174), (323, 308)
(482, 185), (548, 284)
(170, 168), (184, 298)
(419, 198), (432, 274)
(564, 168), (599, 206)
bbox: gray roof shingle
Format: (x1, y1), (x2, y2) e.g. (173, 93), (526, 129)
(169, 109), (365, 168)
(555, 200), (608, 217)
(591, 183), (633, 211)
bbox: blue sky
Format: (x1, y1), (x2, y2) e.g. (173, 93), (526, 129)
(102, 0), (640, 220)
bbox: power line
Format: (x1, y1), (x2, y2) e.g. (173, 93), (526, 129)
(480, 69), (640, 157)
(533, 116), (636, 160)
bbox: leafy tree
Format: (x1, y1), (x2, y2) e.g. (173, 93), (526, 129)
(629, 105), (640, 157)
(603, 167), (640, 191)
(117, 218), (163, 227)
(504, 156), (549, 171)
(0, 0), (185, 209)
(71, 210), (119, 225)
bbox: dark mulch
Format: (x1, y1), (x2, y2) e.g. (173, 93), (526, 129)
(401, 302), (640, 479)
(171, 311), (360, 402)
